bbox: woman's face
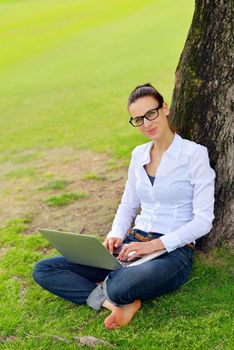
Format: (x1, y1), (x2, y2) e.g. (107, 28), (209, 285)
(128, 95), (170, 140)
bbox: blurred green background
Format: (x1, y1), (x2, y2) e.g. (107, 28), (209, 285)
(0, 0), (194, 159)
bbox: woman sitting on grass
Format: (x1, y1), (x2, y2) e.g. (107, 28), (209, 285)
(33, 83), (216, 330)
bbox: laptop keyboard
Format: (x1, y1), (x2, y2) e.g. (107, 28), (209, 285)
(117, 259), (131, 267)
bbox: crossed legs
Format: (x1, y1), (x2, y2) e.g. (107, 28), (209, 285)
(33, 246), (193, 329)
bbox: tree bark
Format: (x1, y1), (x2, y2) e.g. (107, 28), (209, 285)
(169, 0), (234, 250)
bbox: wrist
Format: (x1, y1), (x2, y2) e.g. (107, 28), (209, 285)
(152, 238), (165, 251)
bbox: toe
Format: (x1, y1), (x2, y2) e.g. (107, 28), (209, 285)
(104, 314), (115, 327)
(105, 322), (117, 330)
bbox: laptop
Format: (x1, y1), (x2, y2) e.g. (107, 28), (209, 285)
(38, 228), (166, 270)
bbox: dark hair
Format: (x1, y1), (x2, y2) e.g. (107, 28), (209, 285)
(127, 83), (164, 109)
(127, 82), (177, 134)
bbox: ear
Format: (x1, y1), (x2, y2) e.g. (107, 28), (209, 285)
(162, 102), (170, 116)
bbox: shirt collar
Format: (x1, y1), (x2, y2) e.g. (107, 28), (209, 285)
(140, 132), (183, 165)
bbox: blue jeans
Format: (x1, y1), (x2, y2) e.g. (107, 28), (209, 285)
(32, 231), (194, 310)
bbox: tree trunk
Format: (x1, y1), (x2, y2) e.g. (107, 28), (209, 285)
(169, 0), (233, 251)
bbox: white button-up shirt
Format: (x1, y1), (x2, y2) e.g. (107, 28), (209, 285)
(106, 132), (216, 252)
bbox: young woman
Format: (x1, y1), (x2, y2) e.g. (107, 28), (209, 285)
(33, 83), (216, 330)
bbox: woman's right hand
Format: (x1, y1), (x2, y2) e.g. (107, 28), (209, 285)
(103, 237), (123, 254)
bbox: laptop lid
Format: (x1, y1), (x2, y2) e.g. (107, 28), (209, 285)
(38, 228), (122, 270)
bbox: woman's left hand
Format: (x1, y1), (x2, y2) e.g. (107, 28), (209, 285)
(117, 238), (165, 261)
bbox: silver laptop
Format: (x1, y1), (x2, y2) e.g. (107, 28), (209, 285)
(38, 228), (166, 270)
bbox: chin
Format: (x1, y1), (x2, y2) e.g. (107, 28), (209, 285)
(148, 132), (159, 140)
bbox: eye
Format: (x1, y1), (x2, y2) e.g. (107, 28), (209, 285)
(134, 117), (143, 124)
(146, 110), (157, 118)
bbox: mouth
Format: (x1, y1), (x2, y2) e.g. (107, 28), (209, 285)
(147, 127), (157, 135)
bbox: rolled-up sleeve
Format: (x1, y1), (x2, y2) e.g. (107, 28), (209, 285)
(160, 145), (216, 252)
(106, 148), (141, 241)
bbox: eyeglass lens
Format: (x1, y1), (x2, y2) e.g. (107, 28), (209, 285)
(132, 109), (159, 126)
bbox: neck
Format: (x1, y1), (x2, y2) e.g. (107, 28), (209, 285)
(152, 129), (175, 155)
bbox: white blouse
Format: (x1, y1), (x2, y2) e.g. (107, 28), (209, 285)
(106, 132), (216, 252)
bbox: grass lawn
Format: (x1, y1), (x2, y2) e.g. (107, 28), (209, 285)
(0, 218), (233, 349)
(0, 1), (233, 349)
(0, 0), (194, 160)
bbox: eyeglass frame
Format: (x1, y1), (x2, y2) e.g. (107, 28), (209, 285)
(128, 103), (163, 127)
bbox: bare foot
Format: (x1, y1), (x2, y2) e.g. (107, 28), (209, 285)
(104, 300), (141, 330)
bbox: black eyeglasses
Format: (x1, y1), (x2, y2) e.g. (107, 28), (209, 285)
(129, 104), (162, 127)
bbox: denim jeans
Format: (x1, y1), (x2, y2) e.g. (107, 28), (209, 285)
(32, 230), (194, 311)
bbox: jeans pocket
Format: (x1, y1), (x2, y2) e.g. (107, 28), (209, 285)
(179, 246), (194, 258)
(172, 247), (193, 268)
(171, 249), (193, 285)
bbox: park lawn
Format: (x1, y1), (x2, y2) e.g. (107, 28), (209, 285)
(0, 1), (233, 349)
(0, 0), (194, 161)
(0, 217), (233, 350)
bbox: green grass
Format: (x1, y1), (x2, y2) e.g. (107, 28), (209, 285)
(83, 173), (107, 181)
(45, 192), (89, 206)
(0, 218), (233, 349)
(0, 0), (194, 161)
(5, 167), (35, 179)
(39, 179), (70, 191)
(41, 172), (54, 179)
(8, 152), (44, 164)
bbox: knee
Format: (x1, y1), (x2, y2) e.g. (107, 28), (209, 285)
(104, 270), (136, 305)
(32, 258), (52, 287)
(106, 285), (128, 305)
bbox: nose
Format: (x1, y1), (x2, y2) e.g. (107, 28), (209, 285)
(143, 117), (154, 129)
